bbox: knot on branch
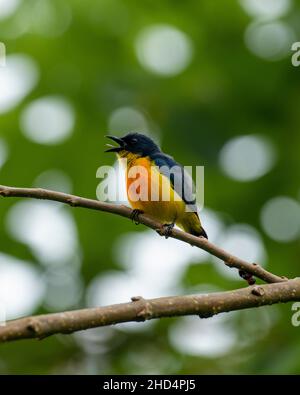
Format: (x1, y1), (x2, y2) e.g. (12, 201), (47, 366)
(26, 319), (43, 338)
(66, 197), (79, 207)
(0, 188), (9, 197)
(251, 286), (265, 297)
(131, 296), (153, 321)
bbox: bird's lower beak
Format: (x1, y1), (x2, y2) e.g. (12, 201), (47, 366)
(105, 135), (125, 153)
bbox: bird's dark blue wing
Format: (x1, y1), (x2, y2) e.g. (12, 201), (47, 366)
(151, 152), (197, 211)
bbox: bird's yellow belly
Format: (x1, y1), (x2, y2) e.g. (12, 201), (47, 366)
(130, 197), (185, 224)
(125, 157), (186, 224)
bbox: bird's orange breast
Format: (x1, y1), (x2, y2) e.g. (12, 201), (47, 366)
(126, 156), (153, 206)
(123, 155), (186, 223)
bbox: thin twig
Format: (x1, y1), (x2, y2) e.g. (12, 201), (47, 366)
(0, 184), (285, 284)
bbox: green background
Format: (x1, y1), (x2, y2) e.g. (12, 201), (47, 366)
(0, 0), (299, 374)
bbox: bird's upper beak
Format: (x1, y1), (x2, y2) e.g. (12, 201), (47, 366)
(105, 135), (125, 153)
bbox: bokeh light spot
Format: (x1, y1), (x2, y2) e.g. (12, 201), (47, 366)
(260, 196), (300, 242)
(116, 232), (196, 295)
(213, 224), (267, 280)
(6, 201), (79, 266)
(135, 24), (193, 76)
(34, 169), (73, 194)
(86, 270), (155, 332)
(239, 0), (292, 19)
(0, 0), (20, 20)
(108, 106), (148, 134)
(87, 271), (145, 306)
(0, 253), (44, 319)
(29, 0), (72, 37)
(169, 315), (237, 357)
(245, 21), (294, 61)
(20, 96), (75, 145)
(219, 134), (276, 181)
(43, 266), (83, 311)
(0, 54), (39, 114)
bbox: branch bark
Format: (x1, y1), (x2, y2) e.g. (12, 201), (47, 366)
(0, 279), (299, 343)
(0, 184), (285, 284)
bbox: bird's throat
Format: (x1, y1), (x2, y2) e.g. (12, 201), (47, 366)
(117, 151), (141, 166)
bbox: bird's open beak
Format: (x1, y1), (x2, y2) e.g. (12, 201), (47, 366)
(105, 135), (125, 153)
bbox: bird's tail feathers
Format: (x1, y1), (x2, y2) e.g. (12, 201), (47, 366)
(179, 212), (208, 239)
(199, 226), (208, 239)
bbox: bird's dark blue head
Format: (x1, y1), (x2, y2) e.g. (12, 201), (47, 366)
(105, 132), (160, 157)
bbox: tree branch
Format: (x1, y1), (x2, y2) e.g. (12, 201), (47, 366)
(0, 279), (299, 343)
(0, 184), (297, 344)
(0, 184), (285, 284)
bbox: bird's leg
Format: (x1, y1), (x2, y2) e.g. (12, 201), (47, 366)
(130, 209), (144, 225)
(161, 222), (175, 239)
(239, 270), (256, 285)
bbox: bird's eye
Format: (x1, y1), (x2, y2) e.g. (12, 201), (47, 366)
(131, 138), (138, 144)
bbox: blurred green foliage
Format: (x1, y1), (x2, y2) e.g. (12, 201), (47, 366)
(0, 0), (300, 374)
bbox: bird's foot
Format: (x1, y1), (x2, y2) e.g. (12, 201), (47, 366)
(239, 270), (256, 285)
(161, 223), (175, 239)
(130, 209), (144, 225)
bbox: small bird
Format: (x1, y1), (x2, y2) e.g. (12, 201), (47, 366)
(105, 132), (207, 239)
